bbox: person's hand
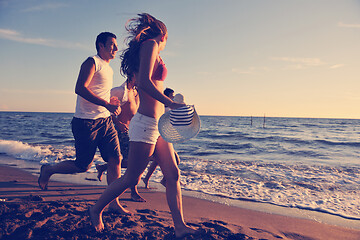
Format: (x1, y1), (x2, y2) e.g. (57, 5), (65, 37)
(110, 96), (120, 105)
(169, 101), (186, 110)
(106, 103), (121, 115)
(107, 96), (121, 115)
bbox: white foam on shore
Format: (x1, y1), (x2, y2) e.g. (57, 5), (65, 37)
(0, 140), (49, 160)
(178, 157), (360, 221)
(0, 139), (82, 164)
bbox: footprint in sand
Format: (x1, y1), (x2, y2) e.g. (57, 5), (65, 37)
(136, 209), (158, 215)
(203, 221), (232, 232)
(250, 227), (284, 239)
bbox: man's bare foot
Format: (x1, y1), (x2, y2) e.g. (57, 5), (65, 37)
(142, 178), (150, 188)
(131, 192), (146, 202)
(175, 225), (197, 238)
(38, 165), (51, 190)
(88, 207), (104, 232)
(107, 202), (131, 215)
(95, 164), (106, 182)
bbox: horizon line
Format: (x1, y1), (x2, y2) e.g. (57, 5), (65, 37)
(0, 110), (359, 120)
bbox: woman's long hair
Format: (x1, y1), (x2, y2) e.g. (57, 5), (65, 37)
(120, 13), (167, 79)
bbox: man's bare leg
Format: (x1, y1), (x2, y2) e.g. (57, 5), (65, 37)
(38, 161), (84, 190)
(95, 163), (108, 182)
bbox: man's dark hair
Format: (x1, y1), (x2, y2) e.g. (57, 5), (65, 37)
(164, 88), (174, 97)
(96, 32), (116, 52)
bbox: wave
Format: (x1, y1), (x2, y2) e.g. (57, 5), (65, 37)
(197, 131), (247, 140)
(192, 151), (220, 156)
(284, 150), (328, 158)
(208, 142), (254, 150)
(199, 132), (360, 149)
(0, 139), (75, 163)
(0, 139), (51, 161)
(315, 139), (360, 147)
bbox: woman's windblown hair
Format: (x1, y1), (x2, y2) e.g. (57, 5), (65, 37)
(120, 13), (167, 79)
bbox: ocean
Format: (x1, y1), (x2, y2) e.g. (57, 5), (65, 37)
(0, 111), (359, 226)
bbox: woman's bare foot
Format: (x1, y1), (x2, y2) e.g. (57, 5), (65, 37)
(95, 164), (107, 182)
(88, 207), (104, 232)
(38, 165), (51, 190)
(175, 225), (197, 238)
(131, 191), (146, 202)
(142, 178), (150, 188)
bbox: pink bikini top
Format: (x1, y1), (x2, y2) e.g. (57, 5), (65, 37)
(142, 39), (167, 81)
(151, 56), (167, 81)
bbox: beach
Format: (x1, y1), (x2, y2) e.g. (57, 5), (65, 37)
(0, 163), (359, 240)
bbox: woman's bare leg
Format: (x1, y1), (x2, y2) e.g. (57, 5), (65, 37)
(96, 163), (146, 202)
(160, 151), (180, 187)
(153, 137), (196, 237)
(174, 151), (180, 165)
(89, 142), (154, 231)
(106, 155), (130, 213)
(131, 181), (146, 202)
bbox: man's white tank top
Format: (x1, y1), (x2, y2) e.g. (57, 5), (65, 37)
(74, 55), (113, 119)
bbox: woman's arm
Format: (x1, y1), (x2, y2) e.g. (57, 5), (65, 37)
(137, 40), (174, 106)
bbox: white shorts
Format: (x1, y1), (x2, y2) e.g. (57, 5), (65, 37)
(129, 113), (160, 145)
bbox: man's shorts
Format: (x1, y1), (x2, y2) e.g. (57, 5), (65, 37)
(71, 117), (121, 171)
(128, 113), (160, 145)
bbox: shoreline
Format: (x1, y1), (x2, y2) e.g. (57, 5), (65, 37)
(0, 159), (360, 239)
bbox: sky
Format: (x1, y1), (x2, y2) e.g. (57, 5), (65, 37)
(0, 0), (360, 119)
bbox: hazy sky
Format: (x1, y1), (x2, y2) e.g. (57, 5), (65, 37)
(1, 0), (359, 118)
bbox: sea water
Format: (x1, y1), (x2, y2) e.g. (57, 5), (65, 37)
(0, 112), (359, 223)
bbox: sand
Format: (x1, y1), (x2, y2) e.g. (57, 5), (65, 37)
(0, 164), (359, 240)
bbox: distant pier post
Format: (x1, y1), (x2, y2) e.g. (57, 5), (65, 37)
(263, 114), (266, 128)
